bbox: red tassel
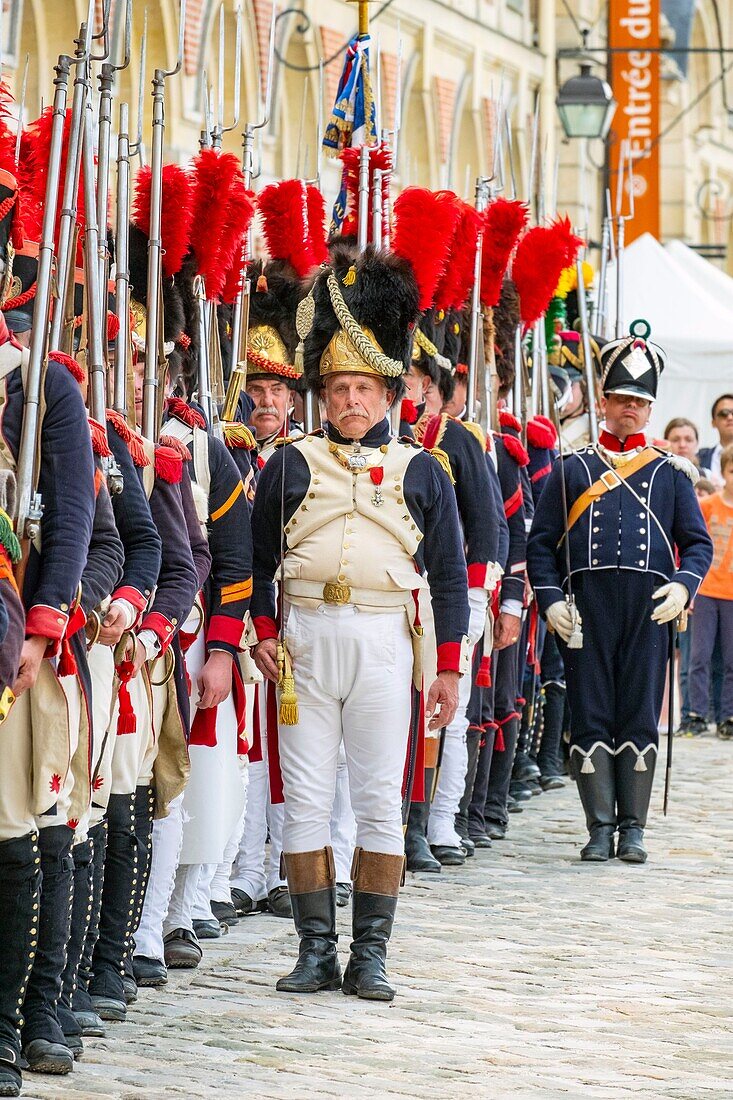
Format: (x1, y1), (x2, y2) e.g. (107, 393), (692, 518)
(58, 637), (77, 678)
(88, 417), (112, 458)
(154, 445), (183, 485)
(494, 725), (505, 752)
(476, 655), (491, 688)
(116, 660), (137, 735)
(166, 396), (206, 430)
(49, 351), (85, 382)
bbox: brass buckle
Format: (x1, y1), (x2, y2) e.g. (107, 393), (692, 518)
(322, 582), (352, 605)
(600, 469), (621, 490)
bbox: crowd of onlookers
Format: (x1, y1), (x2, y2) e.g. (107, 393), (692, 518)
(662, 395), (733, 739)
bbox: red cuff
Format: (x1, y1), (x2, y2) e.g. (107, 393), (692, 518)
(207, 614), (246, 650)
(26, 604), (69, 642)
(436, 641), (461, 674)
(253, 615), (278, 642)
(65, 605), (87, 639)
(112, 586), (150, 613)
(139, 611), (176, 653)
(467, 562), (489, 589)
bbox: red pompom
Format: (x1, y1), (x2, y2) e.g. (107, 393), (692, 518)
(88, 417), (112, 458)
(501, 432), (530, 467)
(513, 218), (584, 327)
(106, 310), (120, 343)
(166, 396), (207, 430)
(434, 201), (482, 312)
(526, 415), (557, 449)
(499, 409), (522, 433)
(154, 444), (183, 485)
(480, 198), (528, 309)
(159, 433), (193, 461)
(258, 178), (317, 278)
(400, 398), (418, 425)
(392, 188), (461, 311)
(48, 351), (85, 383)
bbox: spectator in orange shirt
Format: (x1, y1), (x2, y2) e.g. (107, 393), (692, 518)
(687, 444), (733, 738)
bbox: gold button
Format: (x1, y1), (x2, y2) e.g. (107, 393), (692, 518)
(338, 574), (346, 582)
(309, 492), (315, 499)
(60, 602), (68, 612)
(57, 617), (64, 625)
(172, 618), (178, 625)
(343, 543), (350, 550)
(397, 497), (403, 504)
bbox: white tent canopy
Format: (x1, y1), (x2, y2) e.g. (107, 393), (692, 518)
(605, 233), (733, 445)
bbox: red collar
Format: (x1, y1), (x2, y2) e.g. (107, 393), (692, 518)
(599, 429), (646, 453)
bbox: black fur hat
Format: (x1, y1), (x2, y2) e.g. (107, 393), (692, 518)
(492, 278), (520, 393)
(246, 258), (302, 374)
(303, 246), (419, 397)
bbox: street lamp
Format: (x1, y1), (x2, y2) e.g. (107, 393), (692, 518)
(556, 64), (616, 140)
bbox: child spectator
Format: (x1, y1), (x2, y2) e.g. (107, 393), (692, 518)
(686, 445), (733, 739)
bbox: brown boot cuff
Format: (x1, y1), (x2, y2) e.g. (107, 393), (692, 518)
(350, 848), (405, 897)
(282, 847), (336, 895)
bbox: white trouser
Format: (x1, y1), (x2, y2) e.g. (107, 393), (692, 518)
(134, 793), (184, 960)
(330, 749), (356, 881)
(164, 863), (201, 934)
(211, 806), (246, 904)
(192, 864), (216, 921)
(427, 668), (472, 847)
(279, 604), (412, 857)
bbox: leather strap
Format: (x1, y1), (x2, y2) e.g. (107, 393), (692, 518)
(562, 448), (659, 543)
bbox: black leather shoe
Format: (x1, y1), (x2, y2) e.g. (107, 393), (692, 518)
(122, 974), (137, 1004)
(510, 782), (533, 802)
(72, 1010), (106, 1037)
(211, 900), (239, 925)
(486, 821), (507, 840)
(460, 836), (475, 857)
(430, 844), (466, 867)
(540, 774), (566, 791)
(90, 994), (126, 1022)
(506, 797), (523, 814)
(580, 826), (616, 862)
(163, 928), (202, 969)
(268, 886), (293, 918)
(469, 832), (492, 849)
(22, 1039), (73, 1076)
(512, 754), (541, 784)
(336, 883), (352, 907)
(617, 827), (647, 863)
(132, 956), (168, 987)
(64, 1033), (83, 1060)
(0, 1064), (21, 1096)
(193, 918), (224, 939)
(230, 888), (267, 916)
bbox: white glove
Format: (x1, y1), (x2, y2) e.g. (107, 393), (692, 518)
(546, 600), (579, 644)
(468, 587), (489, 646)
(651, 582), (688, 624)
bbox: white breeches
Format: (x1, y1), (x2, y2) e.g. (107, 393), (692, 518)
(427, 667), (472, 847)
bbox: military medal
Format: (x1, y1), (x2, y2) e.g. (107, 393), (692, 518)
(370, 466), (384, 506)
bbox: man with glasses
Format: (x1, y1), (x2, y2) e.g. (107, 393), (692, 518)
(699, 395), (733, 487)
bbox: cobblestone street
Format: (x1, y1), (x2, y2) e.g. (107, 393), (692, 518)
(23, 737), (733, 1100)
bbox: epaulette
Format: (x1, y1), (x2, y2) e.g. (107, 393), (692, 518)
(159, 434), (193, 462)
(0, 506), (21, 564)
(166, 396), (206, 430)
(500, 432), (530, 467)
(88, 417), (112, 458)
(399, 435), (422, 447)
(526, 415), (557, 450)
(461, 420), (487, 450)
(222, 422), (256, 451)
(654, 447), (699, 484)
(499, 409), (522, 433)
(106, 409), (150, 468)
(154, 444), (183, 484)
(48, 351), (85, 384)
(274, 436), (296, 448)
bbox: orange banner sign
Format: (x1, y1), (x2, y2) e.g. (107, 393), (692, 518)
(608, 0), (660, 241)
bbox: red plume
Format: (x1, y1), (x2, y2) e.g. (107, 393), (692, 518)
(20, 108), (86, 254)
(306, 186), (328, 266)
(392, 188), (461, 311)
(434, 201), (482, 312)
(0, 82), (17, 178)
(513, 217), (584, 327)
(190, 149), (253, 299)
(339, 145), (392, 243)
(257, 179), (316, 278)
(132, 164), (196, 278)
(480, 198), (528, 309)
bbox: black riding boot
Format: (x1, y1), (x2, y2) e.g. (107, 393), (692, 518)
(404, 768), (441, 873)
(0, 832), (41, 1097)
(484, 716), (521, 833)
(615, 745), (656, 863)
(57, 837), (94, 1059)
(276, 847), (341, 993)
(468, 726), (497, 841)
(342, 849), (404, 1002)
(574, 745), (617, 861)
(121, 784), (155, 1003)
(21, 823), (74, 1075)
(537, 682), (567, 788)
(455, 726), (481, 841)
(90, 794), (137, 1021)
(72, 820), (107, 1036)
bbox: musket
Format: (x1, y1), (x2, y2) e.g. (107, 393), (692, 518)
(223, 2), (277, 425)
(113, 102), (131, 417)
(13, 54), (29, 166)
(513, 325), (526, 441)
(575, 254), (599, 444)
(614, 140), (635, 339)
(591, 204), (610, 335)
(357, 144), (370, 252)
(466, 176), (489, 425)
(82, 97), (122, 493)
(211, 3), (241, 151)
(96, 0), (131, 298)
(130, 11), (148, 168)
(50, 2), (107, 351)
(16, 53), (74, 553)
(142, 0), (186, 442)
